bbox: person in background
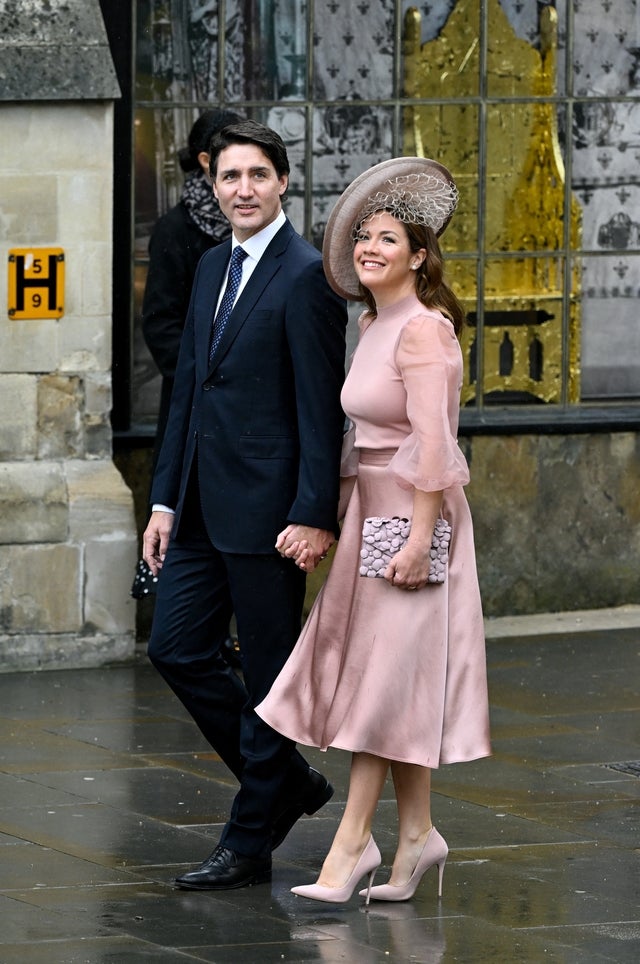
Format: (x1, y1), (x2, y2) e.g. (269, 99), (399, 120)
(257, 157), (491, 904)
(142, 108), (243, 460)
(131, 109), (242, 613)
(143, 120), (348, 891)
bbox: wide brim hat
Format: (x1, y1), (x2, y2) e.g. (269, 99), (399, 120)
(322, 156), (458, 301)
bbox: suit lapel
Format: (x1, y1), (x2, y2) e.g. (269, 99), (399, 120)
(207, 222), (294, 372)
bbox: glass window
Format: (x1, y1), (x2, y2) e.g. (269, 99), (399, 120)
(129, 0), (640, 430)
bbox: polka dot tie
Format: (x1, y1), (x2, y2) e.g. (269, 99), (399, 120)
(209, 246), (248, 362)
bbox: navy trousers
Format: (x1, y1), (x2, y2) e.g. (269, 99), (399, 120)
(148, 491), (311, 858)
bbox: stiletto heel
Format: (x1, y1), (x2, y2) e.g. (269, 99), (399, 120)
(359, 826), (448, 902)
(362, 865), (377, 906)
(291, 836), (381, 904)
(436, 848), (445, 898)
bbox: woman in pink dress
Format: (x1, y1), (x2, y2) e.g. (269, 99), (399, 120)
(256, 157), (490, 904)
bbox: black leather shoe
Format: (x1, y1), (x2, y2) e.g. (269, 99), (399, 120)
(174, 845), (272, 891)
(272, 767), (334, 850)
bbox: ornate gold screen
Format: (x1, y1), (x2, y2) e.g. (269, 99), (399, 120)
(403, 0), (582, 404)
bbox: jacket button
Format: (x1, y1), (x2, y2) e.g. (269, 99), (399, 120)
(203, 383), (212, 391)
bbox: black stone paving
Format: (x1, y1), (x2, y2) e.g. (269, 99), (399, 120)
(0, 627), (639, 962)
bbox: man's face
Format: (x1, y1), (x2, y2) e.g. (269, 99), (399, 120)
(213, 143), (288, 241)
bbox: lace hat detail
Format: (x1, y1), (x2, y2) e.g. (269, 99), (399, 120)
(322, 157), (458, 301)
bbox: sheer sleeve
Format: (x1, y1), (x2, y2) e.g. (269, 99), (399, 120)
(388, 312), (470, 492)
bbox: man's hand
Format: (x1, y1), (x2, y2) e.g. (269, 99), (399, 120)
(142, 511), (174, 577)
(275, 525), (335, 573)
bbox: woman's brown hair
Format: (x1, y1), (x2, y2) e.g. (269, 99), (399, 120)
(358, 215), (466, 337)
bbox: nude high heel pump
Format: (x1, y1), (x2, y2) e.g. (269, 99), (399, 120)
(360, 826), (448, 902)
(291, 836), (381, 904)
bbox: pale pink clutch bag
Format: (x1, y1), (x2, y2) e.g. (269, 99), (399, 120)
(360, 516), (451, 584)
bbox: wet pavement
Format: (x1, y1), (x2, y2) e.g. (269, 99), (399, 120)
(1, 616), (639, 963)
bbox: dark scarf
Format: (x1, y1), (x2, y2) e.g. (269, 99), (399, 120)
(181, 170), (231, 243)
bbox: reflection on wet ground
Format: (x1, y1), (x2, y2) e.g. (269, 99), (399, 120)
(0, 626), (639, 962)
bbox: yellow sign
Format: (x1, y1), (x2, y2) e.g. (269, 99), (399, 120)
(7, 248), (65, 319)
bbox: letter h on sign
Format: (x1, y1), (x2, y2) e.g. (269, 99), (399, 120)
(7, 248), (65, 319)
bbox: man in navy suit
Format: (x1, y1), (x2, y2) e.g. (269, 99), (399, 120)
(143, 120), (347, 890)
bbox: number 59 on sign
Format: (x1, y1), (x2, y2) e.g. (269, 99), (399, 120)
(7, 248), (65, 319)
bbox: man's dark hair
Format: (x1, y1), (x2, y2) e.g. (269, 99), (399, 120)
(208, 120), (290, 180)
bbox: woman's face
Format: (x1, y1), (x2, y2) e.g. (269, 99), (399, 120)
(353, 211), (425, 304)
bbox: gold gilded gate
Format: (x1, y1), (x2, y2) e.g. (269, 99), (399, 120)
(403, 0), (582, 404)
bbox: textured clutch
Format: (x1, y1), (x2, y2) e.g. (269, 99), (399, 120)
(360, 516), (451, 584)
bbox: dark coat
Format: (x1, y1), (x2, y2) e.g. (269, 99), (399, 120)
(142, 202), (226, 451)
(150, 219), (348, 554)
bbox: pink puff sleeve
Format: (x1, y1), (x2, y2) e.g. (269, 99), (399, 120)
(388, 312), (470, 492)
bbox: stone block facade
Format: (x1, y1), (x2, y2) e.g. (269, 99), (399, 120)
(0, 1), (136, 671)
(463, 432), (640, 617)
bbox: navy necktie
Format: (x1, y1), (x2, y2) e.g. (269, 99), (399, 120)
(209, 246), (248, 361)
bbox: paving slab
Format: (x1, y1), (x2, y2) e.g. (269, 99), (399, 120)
(0, 621), (638, 962)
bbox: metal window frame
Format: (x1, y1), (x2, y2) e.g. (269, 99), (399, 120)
(112, 0), (640, 439)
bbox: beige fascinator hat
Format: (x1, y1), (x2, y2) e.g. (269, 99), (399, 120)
(322, 156), (458, 301)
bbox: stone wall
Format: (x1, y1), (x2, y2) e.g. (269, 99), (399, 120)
(0, 0), (137, 671)
(464, 432), (640, 616)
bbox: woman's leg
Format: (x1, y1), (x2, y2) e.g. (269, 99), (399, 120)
(386, 761), (432, 885)
(315, 751), (389, 887)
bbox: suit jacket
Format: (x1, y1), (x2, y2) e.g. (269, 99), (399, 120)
(151, 219), (348, 554)
(141, 202), (228, 466)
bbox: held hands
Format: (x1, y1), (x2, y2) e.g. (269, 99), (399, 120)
(276, 525), (335, 573)
(142, 511), (174, 577)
